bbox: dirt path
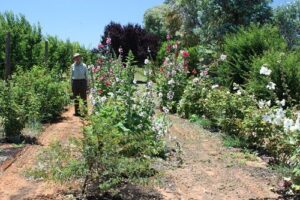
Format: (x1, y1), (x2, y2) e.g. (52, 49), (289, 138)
(0, 107), (83, 200)
(0, 107), (282, 200)
(157, 115), (280, 200)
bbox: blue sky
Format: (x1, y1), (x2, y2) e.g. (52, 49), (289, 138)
(0, 0), (288, 49)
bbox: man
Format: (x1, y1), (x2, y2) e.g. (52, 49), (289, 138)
(71, 53), (89, 116)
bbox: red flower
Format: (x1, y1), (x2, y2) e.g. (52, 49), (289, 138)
(98, 89), (103, 94)
(105, 81), (111, 87)
(192, 68), (197, 74)
(182, 51), (189, 58)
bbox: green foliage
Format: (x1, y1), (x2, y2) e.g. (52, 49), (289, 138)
(143, 5), (169, 40)
(247, 50), (300, 105)
(222, 135), (247, 148)
(274, 0), (300, 49)
(189, 114), (212, 129)
(12, 66), (70, 121)
(164, 0), (201, 46)
(178, 77), (211, 119)
(217, 25), (286, 87)
(0, 81), (25, 141)
(156, 40), (176, 66)
(83, 99), (163, 191)
(156, 44), (189, 113)
(0, 66), (69, 141)
(0, 11), (91, 77)
(196, 0), (272, 44)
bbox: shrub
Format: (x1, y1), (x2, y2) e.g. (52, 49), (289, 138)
(217, 25), (286, 87)
(247, 50), (300, 105)
(0, 66), (70, 141)
(12, 66), (70, 121)
(177, 77), (211, 119)
(156, 40), (177, 66)
(0, 81), (26, 141)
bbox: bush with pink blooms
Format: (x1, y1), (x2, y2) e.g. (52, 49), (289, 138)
(156, 39), (189, 113)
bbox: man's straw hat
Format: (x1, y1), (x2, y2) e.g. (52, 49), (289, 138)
(73, 53), (81, 59)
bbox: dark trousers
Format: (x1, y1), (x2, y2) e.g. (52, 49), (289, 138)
(72, 79), (87, 115)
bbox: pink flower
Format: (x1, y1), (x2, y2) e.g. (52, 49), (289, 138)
(98, 43), (105, 49)
(106, 37), (111, 45)
(166, 34), (171, 40)
(92, 66), (101, 73)
(182, 51), (189, 58)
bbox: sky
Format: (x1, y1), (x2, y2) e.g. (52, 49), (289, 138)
(0, 0), (289, 49)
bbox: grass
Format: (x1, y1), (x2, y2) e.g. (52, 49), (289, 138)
(222, 134), (248, 148)
(188, 114), (212, 128)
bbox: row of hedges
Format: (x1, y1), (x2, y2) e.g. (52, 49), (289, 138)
(0, 12), (92, 77)
(0, 66), (70, 141)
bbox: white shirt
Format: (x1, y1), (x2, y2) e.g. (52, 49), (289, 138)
(71, 62), (88, 80)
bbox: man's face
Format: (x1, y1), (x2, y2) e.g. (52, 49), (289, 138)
(74, 56), (81, 64)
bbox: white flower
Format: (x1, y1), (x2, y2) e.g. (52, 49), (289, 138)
(283, 118), (294, 132)
(139, 112), (146, 117)
(260, 65), (272, 76)
(108, 92), (115, 98)
(290, 113), (300, 132)
(168, 79), (175, 85)
(280, 99), (286, 106)
(147, 81), (153, 88)
(158, 92), (163, 98)
(262, 114), (272, 123)
(100, 96), (107, 103)
(144, 59), (150, 65)
(220, 54), (227, 61)
(236, 90), (242, 95)
(193, 78), (200, 84)
(258, 100), (265, 109)
(266, 82), (276, 90)
(171, 70), (177, 76)
(233, 82), (239, 90)
(162, 107), (169, 114)
(133, 79), (137, 84)
(167, 91), (174, 100)
(273, 108), (285, 125)
(211, 84), (219, 89)
(266, 100), (271, 107)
